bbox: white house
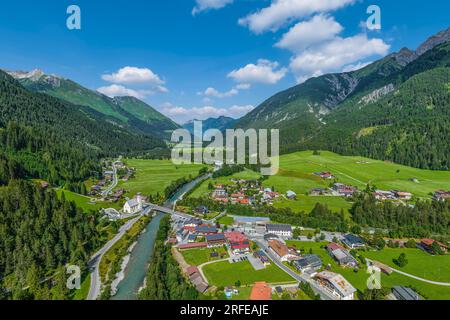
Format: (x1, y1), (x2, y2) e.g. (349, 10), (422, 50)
(286, 190), (297, 199)
(123, 198), (142, 214)
(266, 224), (293, 238)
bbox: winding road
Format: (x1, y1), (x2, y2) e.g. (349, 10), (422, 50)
(87, 214), (142, 300)
(101, 159), (120, 198)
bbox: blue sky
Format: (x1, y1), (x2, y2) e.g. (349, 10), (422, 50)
(0, 0), (448, 124)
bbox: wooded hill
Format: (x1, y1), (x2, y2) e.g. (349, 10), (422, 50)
(235, 29), (450, 170)
(0, 70), (166, 186)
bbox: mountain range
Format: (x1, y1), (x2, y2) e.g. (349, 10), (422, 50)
(235, 27), (450, 170)
(6, 69), (179, 140)
(1, 27), (449, 172)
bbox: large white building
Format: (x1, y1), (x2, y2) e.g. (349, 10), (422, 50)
(266, 224), (292, 238)
(123, 198), (142, 214)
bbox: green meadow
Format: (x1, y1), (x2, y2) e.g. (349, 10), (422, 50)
(203, 260), (295, 287)
(55, 189), (121, 212)
(268, 151), (450, 198)
(188, 150), (450, 214)
(180, 247), (228, 266)
(361, 248), (450, 283)
(118, 159), (205, 197)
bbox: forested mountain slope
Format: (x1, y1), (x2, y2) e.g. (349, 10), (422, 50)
(0, 70), (165, 185)
(9, 70), (178, 139)
(235, 28), (450, 170)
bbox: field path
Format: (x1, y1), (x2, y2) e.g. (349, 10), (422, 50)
(368, 259), (450, 287)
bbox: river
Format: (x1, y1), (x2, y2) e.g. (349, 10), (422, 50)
(111, 174), (209, 300)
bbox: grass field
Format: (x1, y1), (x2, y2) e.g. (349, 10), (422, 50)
(55, 189), (121, 212)
(119, 159), (205, 197)
(217, 216), (235, 226)
(181, 247), (228, 266)
(360, 248), (450, 283)
(286, 241), (450, 300)
(203, 260), (295, 287)
(71, 273), (91, 300)
(269, 151), (450, 198)
(273, 195), (352, 214)
(188, 151), (450, 214)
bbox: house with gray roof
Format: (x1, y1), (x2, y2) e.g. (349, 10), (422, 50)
(392, 286), (421, 300)
(266, 224), (292, 238)
(292, 254), (322, 273)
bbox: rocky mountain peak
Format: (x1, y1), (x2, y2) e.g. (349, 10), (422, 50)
(393, 47), (418, 66)
(7, 69), (45, 81)
(416, 27), (450, 56)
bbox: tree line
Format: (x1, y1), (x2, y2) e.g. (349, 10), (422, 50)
(350, 193), (449, 238)
(0, 180), (100, 300)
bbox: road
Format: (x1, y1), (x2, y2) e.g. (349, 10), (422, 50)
(101, 159), (120, 197)
(87, 212), (145, 300)
(253, 238), (337, 300)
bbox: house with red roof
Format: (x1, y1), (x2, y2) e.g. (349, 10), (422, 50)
(225, 231), (251, 254)
(420, 238), (448, 254)
(249, 282), (272, 301)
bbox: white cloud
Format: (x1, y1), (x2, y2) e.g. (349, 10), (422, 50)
(97, 84), (151, 99)
(228, 59), (287, 85)
(290, 34), (390, 82)
(200, 87), (239, 98)
(192, 0), (233, 15)
(275, 15), (343, 52)
(239, 0), (355, 33)
(99, 66), (168, 98)
(235, 83), (251, 90)
(102, 66), (164, 85)
(198, 82), (252, 99)
(161, 102), (254, 123)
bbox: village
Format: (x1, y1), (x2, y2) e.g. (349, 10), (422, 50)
(86, 159), (450, 301)
(203, 171), (423, 211)
(164, 211), (448, 301)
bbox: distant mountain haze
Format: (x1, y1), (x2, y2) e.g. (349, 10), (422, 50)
(182, 116), (237, 135)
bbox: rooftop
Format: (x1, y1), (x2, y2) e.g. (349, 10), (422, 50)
(206, 233), (226, 242)
(225, 231), (248, 243)
(249, 282), (272, 301)
(316, 271), (356, 297)
(393, 286), (421, 300)
(343, 234), (365, 245)
(266, 224), (292, 232)
(268, 240), (289, 258)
